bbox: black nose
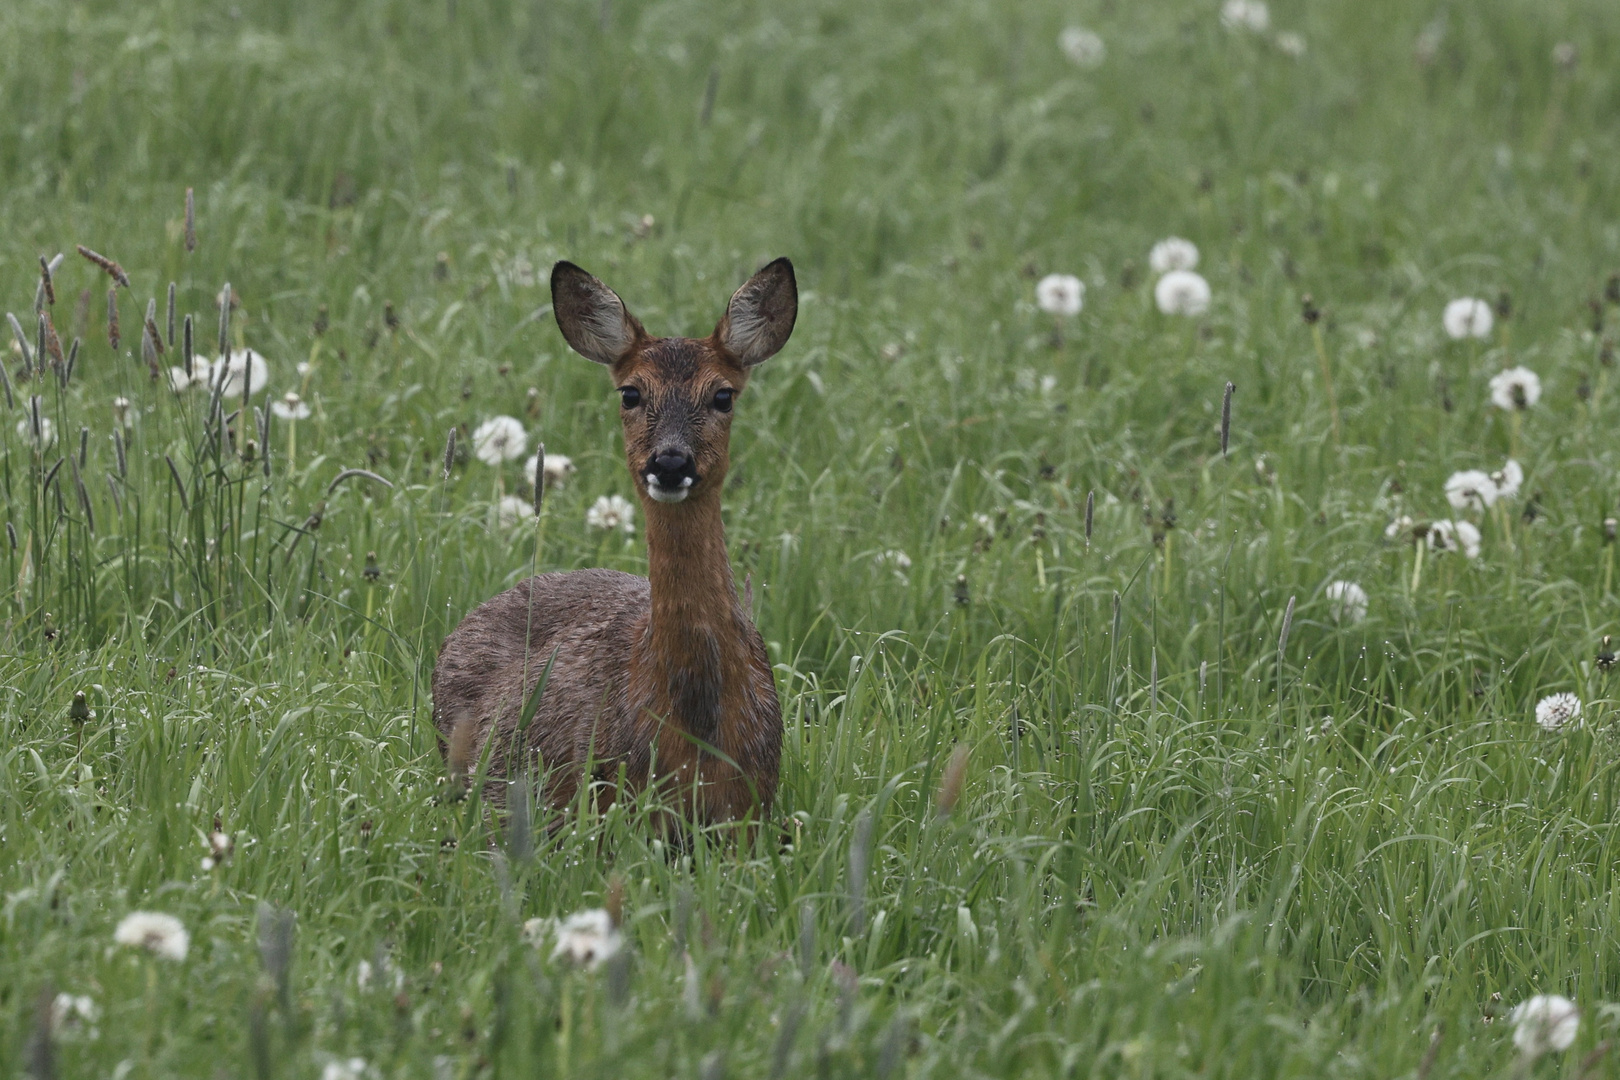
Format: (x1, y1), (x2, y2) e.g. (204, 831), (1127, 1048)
(649, 449), (696, 486)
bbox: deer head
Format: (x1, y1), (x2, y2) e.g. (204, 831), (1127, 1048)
(551, 259), (796, 505)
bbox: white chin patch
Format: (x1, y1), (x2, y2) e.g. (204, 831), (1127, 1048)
(646, 474), (693, 503)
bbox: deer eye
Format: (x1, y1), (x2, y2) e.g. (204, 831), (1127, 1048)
(619, 386), (642, 409)
(712, 388), (734, 413)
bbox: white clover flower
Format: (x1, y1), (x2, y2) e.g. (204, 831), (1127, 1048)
(1221, 0), (1270, 32)
(471, 415), (528, 465)
(113, 911), (189, 961)
(1444, 469), (1497, 513)
(549, 909), (623, 969)
(270, 391), (311, 421)
(1035, 274), (1084, 317)
(1533, 694), (1583, 733)
(50, 993), (99, 1037)
(1058, 27), (1106, 68)
(1275, 31), (1306, 57)
(1426, 520), (1480, 558)
(496, 495), (535, 530)
(1324, 581), (1369, 624)
(1154, 270), (1212, 317)
(1148, 237), (1200, 274)
(1489, 367), (1542, 411)
(1512, 994), (1580, 1055)
(16, 415), (55, 449)
(113, 396), (134, 429)
(586, 494), (636, 534)
(1491, 460), (1523, 501)
(1442, 297), (1493, 340)
(209, 349), (271, 398)
(321, 1058), (372, 1080)
(526, 451), (576, 489)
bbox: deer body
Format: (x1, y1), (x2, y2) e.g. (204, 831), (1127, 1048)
(431, 259), (797, 824)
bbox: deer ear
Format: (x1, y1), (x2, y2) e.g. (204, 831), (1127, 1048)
(551, 261), (644, 365)
(716, 258), (797, 367)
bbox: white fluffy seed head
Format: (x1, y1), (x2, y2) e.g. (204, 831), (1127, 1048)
(1149, 237), (1199, 274)
(1511, 994), (1579, 1055)
(1035, 274), (1084, 317)
(1323, 580), (1368, 624)
(1058, 27), (1105, 68)
(113, 911), (189, 962)
(1489, 366), (1542, 411)
(1443, 297), (1494, 340)
(1154, 270), (1212, 316)
(471, 415), (528, 465)
(1534, 694), (1582, 733)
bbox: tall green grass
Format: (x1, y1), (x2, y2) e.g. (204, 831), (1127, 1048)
(3, 0), (1620, 1075)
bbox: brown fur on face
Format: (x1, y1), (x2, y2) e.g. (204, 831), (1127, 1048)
(431, 259), (796, 829)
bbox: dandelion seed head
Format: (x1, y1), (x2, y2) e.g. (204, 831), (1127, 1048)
(1426, 519), (1480, 558)
(1512, 994), (1579, 1055)
(496, 494), (536, 530)
(1324, 580), (1369, 624)
(1035, 274), (1084, 317)
(50, 993), (99, 1037)
(1533, 694), (1582, 733)
(1058, 27), (1106, 68)
(1221, 0), (1271, 32)
(1443, 297), (1494, 340)
(113, 396), (134, 429)
(16, 415), (54, 449)
(270, 391), (311, 421)
(1154, 270), (1212, 317)
(1491, 459), (1523, 501)
(527, 450), (575, 489)
(1444, 469), (1497, 513)
(1148, 237), (1199, 274)
(1489, 366), (1542, 411)
(471, 415), (528, 465)
(548, 909), (623, 969)
(322, 1057), (372, 1080)
(209, 349), (271, 399)
(113, 911), (189, 961)
(586, 494), (636, 534)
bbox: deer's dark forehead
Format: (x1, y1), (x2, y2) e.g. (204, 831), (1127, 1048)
(635, 338), (730, 383)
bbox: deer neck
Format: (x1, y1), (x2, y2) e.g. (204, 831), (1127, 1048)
(639, 491), (747, 740)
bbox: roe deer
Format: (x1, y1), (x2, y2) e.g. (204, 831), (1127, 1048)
(431, 258), (797, 826)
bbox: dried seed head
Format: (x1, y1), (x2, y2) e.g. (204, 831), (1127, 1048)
(182, 314), (194, 376)
(1495, 290), (1512, 320)
(1085, 490), (1095, 542)
(442, 428), (457, 480)
(384, 300), (399, 332)
(1221, 381), (1235, 456)
(113, 429), (127, 478)
(62, 339), (79, 388)
(70, 690), (90, 723)
(1597, 636), (1615, 673)
(1301, 293), (1321, 325)
(38, 255), (55, 307)
(106, 289), (120, 352)
(8, 312), (34, 371)
(76, 245), (131, 288)
(1605, 518), (1618, 545)
(313, 304), (329, 337)
(166, 283), (176, 347)
(184, 187), (196, 252)
(935, 744), (969, 817)
(953, 574), (970, 606)
(1278, 595), (1297, 656)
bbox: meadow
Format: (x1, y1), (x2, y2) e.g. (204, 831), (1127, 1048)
(3, 0), (1620, 1075)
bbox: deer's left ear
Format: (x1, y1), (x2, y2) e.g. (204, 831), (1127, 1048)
(716, 258), (797, 367)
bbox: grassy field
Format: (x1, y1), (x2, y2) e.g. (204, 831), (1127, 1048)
(4, 0), (1620, 1075)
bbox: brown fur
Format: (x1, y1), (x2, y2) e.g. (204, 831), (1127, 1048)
(431, 260), (797, 826)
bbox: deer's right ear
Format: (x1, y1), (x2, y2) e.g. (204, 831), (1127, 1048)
(551, 261), (644, 366)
